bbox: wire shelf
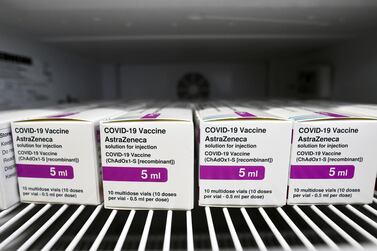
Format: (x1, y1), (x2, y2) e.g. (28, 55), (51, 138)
(1, 198), (377, 250)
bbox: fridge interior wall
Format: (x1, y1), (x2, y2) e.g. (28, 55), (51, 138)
(1, 2), (377, 107)
(2, 31), (377, 108)
(0, 26), (102, 109)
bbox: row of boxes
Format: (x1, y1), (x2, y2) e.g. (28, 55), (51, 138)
(1, 101), (377, 210)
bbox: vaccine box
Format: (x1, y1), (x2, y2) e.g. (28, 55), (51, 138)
(196, 105), (292, 207)
(266, 106), (377, 205)
(0, 109), (58, 209)
(100, 107), (194, 210)
(11, 108), (124, 205)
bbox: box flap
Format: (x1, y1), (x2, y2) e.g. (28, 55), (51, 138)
(104, 107), (192, 123)
(266, 107), (376, 122)
(197, 106), (284, 122)
(14, 108), (124, 123)
(0, 109), (59, 124)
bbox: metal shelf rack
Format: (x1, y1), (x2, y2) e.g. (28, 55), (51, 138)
(1, 197), (377, 250)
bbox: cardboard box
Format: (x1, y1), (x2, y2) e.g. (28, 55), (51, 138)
(0, 109), (58, 209)
(196, 105), (292, 207)
(11, 108), (124, 205)
(266, 106), (377, 204)
(100, 107), (194, 210)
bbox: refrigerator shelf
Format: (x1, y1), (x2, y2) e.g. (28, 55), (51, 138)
(1, 198), (377, 250)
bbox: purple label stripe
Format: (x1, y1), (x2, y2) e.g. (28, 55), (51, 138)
(103, 166), (168, 182)
(235, 111), (256, 118)
(316, 112), (348, 118)
(200, 165), (265, 180)
(48, 112), (79, 118)
(16, 164), (74, 179)
(290, 165), (354, 179)
(141, 113), (160, 119)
